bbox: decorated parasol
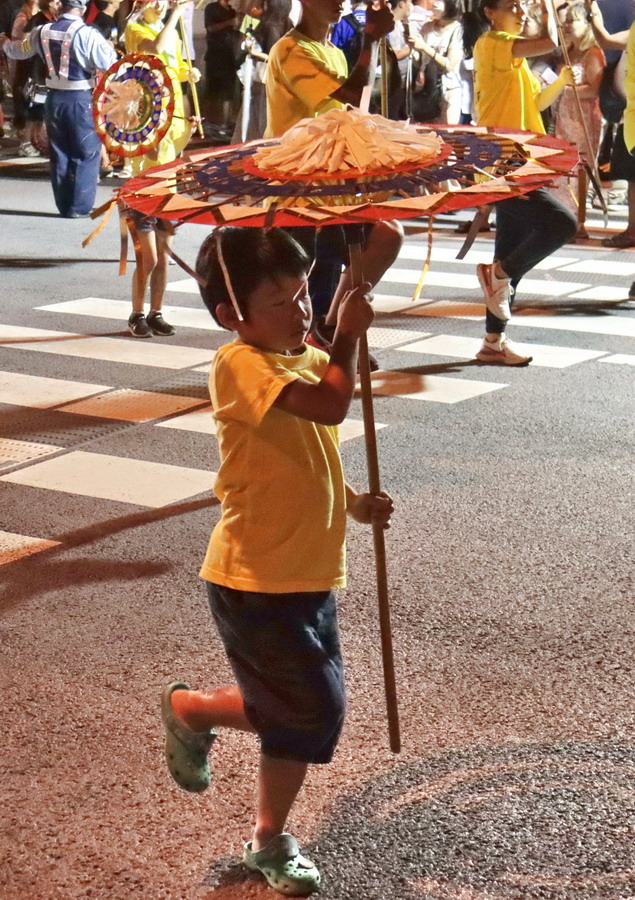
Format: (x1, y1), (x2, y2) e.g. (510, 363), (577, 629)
(93, 52), (176, 158)
(117, 108), (579, 752)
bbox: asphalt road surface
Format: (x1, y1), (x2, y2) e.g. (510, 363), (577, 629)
(1, 157), (634, 900)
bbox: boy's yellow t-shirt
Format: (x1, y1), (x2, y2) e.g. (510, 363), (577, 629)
(474, 30), (545, 133)
(200, 339), (347, 594)
(265, 29), (348, 137)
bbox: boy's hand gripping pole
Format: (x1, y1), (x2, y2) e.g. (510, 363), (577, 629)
(348, 239), (401, 754)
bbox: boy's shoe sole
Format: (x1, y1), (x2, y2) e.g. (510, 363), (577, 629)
(161, 681), (217, 793)
(244, 834), (321, 896)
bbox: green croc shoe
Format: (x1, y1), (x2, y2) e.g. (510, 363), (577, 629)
(243, 833), (321, 896)
(160, 681), (217, 793)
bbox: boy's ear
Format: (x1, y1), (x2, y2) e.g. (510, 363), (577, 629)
(216, 301), (240, 331)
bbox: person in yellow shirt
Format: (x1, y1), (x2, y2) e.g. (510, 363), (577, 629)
(472, 0), (577, 365)
(265, 0), (403, 365)
(122, 0), (201, 338)
(159, 226), (393, 897)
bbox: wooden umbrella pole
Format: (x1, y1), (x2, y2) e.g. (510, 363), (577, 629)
(379, 37), (389, 118)
(178, 8), (205, 138)
(349, 242), (401, 754)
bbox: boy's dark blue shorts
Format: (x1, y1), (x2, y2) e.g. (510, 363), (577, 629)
(206, 583), (346, 764)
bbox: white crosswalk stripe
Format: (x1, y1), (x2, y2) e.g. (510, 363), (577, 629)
(1, 450), (215, 508)
(1, 234), (633, 548)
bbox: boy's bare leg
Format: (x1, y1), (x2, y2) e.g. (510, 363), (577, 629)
(324, 220), (403, 326)
(252, 755), (308, 851)
(170, 684), (255, 732)
(149, 229), (173, 313)
(131, 231), (158, 315)
(171, 688), (308, 848)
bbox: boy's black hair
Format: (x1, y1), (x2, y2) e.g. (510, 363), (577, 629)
(196, 226), (311, 328)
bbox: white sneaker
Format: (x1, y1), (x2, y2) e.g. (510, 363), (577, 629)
(477, 263), (511, 321)
(475, 333), (532, 367)
(18, 141), (40, 157)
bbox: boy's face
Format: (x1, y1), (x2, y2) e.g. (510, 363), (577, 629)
(237, 273), (313, 354)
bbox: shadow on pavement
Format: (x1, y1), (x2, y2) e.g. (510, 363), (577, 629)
(202, 740), (635, 899)
(0, 257), (123, 266)
(0, 208), (60, 218)
(0, 495), (218, 611)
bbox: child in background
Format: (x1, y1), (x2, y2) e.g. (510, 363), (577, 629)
(123, 0), (201, 338)
(472, 0), (577, 365)
(160, 227), (393, 897)
(555, 1), (604, 237)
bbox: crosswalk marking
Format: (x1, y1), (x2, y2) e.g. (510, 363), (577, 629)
(192, 361), (214, 373)
(0, 438), (64, 466)
(0, 371), (111, 409)
(157, 406), (216, 434)
(165, 277), (200, 294)
(37, 298), (223, 332)
(373, 294), (426, 314)
(59, 389), (207, 423)
(398, 334), (608, 368)
(599, 354), (635, 366)
(381, 268), (589, 296)
(0, 450), (214, 508)
(4, 328), (214, 369)
(1, 323), (77, 341)
(403, 302), (635, 337)
(367, 326), (431, 348)
(569, 286), (630, 301)
(396, 244), (577, 271)
(0, 531), (60, 567)
(156, 408), (384, 442)
(558, 259), (635, 276)
(363, 371), (506, 404)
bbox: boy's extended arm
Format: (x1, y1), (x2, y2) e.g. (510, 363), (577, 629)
(273, 284), (374, 426)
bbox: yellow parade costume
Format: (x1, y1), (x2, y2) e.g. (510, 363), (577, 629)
(125, 18), (191, 172)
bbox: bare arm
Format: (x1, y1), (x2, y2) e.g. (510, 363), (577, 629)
(331, 3), (394, 107)
(411, 23), (462, 74)
(511, 35), (557, 58)
(588, 1), (629, 51)
(273, 285), (374, 425)
(136, 0), (189, 54)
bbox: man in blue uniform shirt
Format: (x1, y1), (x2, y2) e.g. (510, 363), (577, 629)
(2, 0), (116, 217)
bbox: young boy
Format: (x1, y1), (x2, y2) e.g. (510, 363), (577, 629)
(160, 226), (393, 897)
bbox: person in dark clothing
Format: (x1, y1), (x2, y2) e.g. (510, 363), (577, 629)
(1, 0), (117, 215)
(205, 0), (238, 129)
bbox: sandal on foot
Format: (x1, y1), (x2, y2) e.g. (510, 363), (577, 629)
(602, 232), (635, 248)
(244, 834), (321, 896)
(160, 681), (217, 793)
